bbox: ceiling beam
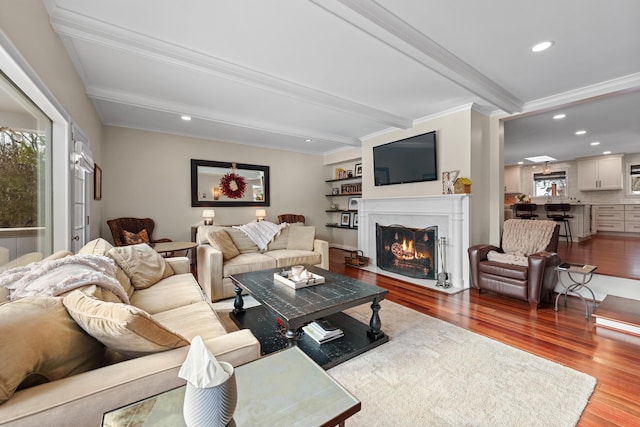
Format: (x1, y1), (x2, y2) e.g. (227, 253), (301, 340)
(46, 6), (413, 131)
(312, 0), (523, 113)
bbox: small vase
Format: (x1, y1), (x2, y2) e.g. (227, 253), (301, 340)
(183, 362), (237, 427)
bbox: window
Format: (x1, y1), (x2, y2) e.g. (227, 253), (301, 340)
(630, 164), (640, 195)
(533, 171), (567, 197)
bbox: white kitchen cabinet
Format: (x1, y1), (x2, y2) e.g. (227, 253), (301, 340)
(504, 166), (521, 194)
(625, 205), (640, 233)
(577, 155), (623, 191)
(595, 204), (625, 232)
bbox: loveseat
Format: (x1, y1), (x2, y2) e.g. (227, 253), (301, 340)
(196, 223), (329, 301)
(0, 238), (260, 426)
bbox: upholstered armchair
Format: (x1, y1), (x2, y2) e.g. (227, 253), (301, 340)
(468, 219), (561, 309)
(106, 217), (172, 247)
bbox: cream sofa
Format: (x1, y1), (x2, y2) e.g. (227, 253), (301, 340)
(0, 238), (260, 427)
(196, 224), (329, 301)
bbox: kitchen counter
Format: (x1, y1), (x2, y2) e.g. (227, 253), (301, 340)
(507, 203), (593, 242)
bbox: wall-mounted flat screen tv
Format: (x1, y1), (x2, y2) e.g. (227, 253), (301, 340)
(373, 130), (437, 186)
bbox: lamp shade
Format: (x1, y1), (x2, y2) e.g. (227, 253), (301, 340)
(202, 210), (216, 218)
(255, 209), (266, 218)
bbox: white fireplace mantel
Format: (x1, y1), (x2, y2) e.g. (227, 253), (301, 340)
(357, 195), (470, 291)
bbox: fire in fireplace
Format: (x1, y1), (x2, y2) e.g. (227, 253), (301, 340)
(376, 224), (437, 279)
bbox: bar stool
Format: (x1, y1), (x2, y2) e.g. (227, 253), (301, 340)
(545, 203), (573, 241)
(515, 203), (539, 220)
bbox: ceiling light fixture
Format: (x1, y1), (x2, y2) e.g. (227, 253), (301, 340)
(575, 130), (586, 135)
(524, 155), (557, 163)
(543, 161), (551, 174)
(181, 115), (192, 121)
(517, 161), (524, 165)
(553, 114), (566, 120)
(531, 40), (554, 53)
(305, 138), (313, 142)
(590, 141), (600, 146)
(603, 151), (612, 155)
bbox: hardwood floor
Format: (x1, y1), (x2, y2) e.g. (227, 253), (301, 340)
(329, 243), (640, 426)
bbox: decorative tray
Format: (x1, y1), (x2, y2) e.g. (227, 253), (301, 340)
(274, 271), (325, 289)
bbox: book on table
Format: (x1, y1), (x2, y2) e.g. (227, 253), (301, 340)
(303, 320), (344, 344)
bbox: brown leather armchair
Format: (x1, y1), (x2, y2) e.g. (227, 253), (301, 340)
(468, 219), (561, 309)
(106, 217), (172, 247)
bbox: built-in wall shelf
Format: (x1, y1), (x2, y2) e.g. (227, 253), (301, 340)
(325, 176), (361, 183)
(326, 224), (358, 230)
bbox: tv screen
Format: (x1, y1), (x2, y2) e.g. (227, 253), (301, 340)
(373, 131), (437, 186)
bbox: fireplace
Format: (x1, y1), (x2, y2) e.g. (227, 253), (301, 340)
(376, 224), (437, 279)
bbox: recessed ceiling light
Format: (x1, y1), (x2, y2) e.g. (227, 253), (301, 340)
(531, 40), (554, 53)
(517, 161), (524, 165)
(553, 114), (566, 120)
(575, 130), (587, 135)
(590, 141), (600, 146)
(525, 155), (557, 162)
(603, 151), (612, 155)
(305, 138), (313, 142)
(181, 115), (192, 121)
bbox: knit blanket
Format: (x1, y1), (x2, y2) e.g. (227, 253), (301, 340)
(0, 254), (129, 303)
(233, 221), (287, 251)
(501, 219), (556, 256)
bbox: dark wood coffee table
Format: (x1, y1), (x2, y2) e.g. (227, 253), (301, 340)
(230, 265), (389, 369)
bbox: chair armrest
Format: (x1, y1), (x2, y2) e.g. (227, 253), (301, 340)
(527, 251), (561, 304)
(467, 244), (499, 289)
(313, 239), (329, 269)
(165, 256), (190, 274)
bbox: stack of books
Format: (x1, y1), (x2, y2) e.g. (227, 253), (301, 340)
(302, 319), (344, 344)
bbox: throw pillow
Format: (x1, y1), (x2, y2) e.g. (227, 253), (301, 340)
(79, 238), (134, 298)
(107, 244), (174, 290)
(63, 290), (189, 357)
(122, 229), (150, 245)
(206, 230), (240, 261)
(0, 296), (105, 402)
(287, 226), (316, 251)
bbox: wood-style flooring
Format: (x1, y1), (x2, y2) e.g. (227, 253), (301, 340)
(328, 235), (640, 426)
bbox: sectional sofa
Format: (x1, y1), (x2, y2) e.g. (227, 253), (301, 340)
(0, 238), (260, 426)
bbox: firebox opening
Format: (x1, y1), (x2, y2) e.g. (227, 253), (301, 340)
(376, 224), (437, 280)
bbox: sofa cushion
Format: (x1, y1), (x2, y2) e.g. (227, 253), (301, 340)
(129, 274), (206, 314)
(122, 229), (150, 245)
(63, 290), (189, 357)
(224, 228), (260, 253)
(223, 253), (276, 277)
(266, 226), (290, 251)
(0, 296), (105, 403)
(80, 238), (133, 298)
(107, 244), (174, 290)
(287, 226), (315, 251)
(207, 230), (240, 261)
(264, 249), (322, 268)
(152, 301), (227, 341)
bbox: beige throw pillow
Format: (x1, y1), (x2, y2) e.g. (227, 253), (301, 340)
(287, 226), (315, 251)
(0, 296), (105, 402)
(207, 230), (240, 261)
(107, 244), (174, 290)
(63, 290), (189, 357)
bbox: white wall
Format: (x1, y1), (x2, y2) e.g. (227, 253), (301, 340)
(101, 126), (328, 243)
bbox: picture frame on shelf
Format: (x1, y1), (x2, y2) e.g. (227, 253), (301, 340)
(352, 213), (358, 228)
(332, 188), (340, 195)
(348, 197), (358, 210)
(355, 163), (362, 176)
(340, 212), (351, 227)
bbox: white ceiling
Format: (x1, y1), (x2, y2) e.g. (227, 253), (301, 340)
(43, 0), (640, 156)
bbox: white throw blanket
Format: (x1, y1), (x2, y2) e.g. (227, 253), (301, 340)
(0, 254), (129, 303)
(233, 221), (287, 251)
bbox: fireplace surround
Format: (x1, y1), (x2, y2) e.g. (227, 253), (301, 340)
(358, 195), (470, 293)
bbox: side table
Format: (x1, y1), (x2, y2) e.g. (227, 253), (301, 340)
(555, 262), (598, 319)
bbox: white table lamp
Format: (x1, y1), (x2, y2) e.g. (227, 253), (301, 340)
(255, 209), (266, 222)
(202, 209), (216, 225)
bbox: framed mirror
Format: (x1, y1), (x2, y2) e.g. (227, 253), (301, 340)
(191, 159), (270, 207)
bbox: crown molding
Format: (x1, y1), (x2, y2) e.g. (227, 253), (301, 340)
(87, 86), (361, 147)
(46, 5), (412, 130)
(312, 0), (522, 113)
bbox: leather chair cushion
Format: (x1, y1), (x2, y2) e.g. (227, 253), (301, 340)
(479, 260), (528, 281)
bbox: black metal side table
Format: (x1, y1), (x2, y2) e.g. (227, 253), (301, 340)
(555, 262), (598, 319)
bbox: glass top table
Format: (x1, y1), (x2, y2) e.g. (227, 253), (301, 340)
(102, 347), (360, 427)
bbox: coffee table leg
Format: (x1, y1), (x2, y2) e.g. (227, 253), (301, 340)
(233, 284), (245, 314)
(285, 329), (297, 347)
(367, 298), (385, 340)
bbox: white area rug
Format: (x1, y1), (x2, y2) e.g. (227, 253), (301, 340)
(213, 298), (596, 426)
